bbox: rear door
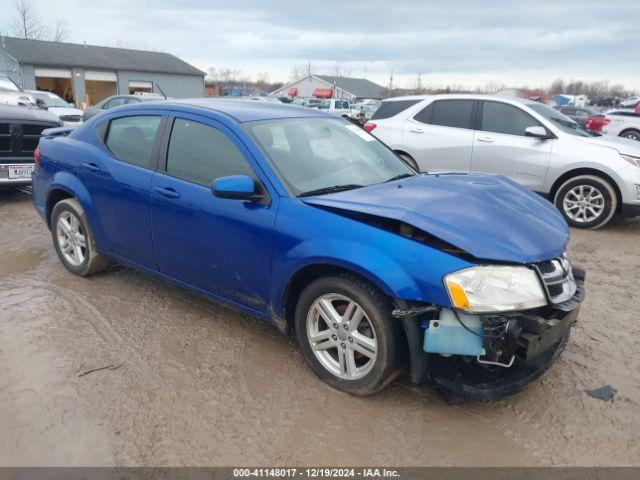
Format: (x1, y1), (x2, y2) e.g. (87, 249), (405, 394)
(79, 112), (164, 267)
(149, 113), (277, 312)
(470, 101), (552, 191)
(402, 99), (475, 172)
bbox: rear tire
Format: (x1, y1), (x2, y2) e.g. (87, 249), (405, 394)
(51, 198), (110, 276)
(620, 129), (640, 141)
(554, 175), (617, 229)
(294, 274), (401, 396)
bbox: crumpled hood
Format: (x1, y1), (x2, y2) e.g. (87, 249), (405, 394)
(578, 134), (640, 156)
(303, 174), (569, 264)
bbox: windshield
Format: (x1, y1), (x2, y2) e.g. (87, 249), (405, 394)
(529, 103), (598, 137)
(32, 92), (70, 107)
(244, 118), (415, 196)
(0, 76), (21, 92)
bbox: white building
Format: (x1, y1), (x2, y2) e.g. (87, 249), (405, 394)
(271, 74), (386, 100)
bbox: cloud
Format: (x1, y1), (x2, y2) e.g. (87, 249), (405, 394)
(4, 0), (640, 89)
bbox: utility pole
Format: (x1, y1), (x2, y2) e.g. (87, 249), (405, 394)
(388, 70), (394, 97)
(417, 72), (422, 91)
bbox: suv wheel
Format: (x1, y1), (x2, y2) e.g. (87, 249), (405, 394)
(620, 129), (640, 141)
(554, 175), (617, 229)
(295, 275), (401, 396)
(51, 198), (110, 276)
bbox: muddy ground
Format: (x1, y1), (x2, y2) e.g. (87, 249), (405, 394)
(0, 188), (638, 467)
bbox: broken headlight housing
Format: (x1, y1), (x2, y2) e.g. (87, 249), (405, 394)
(444, 265), (547, 313)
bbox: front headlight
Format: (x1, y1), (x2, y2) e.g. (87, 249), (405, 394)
(444, 266), (547, 313)
(621, 154), (640, 168)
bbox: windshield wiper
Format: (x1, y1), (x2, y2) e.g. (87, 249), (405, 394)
(298, 184), (364, 197)
(384, 173), (414, 183)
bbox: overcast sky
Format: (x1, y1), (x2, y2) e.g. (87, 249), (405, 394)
(2, 0), (639, 90)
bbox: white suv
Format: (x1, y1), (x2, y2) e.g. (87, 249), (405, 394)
(600, 109), (640, 141)
(367, 94), (640, 229)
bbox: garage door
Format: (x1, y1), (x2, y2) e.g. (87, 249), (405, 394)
(34, 67), (72, 78)
(34, 67), (74, 103)
(84, 71), (117, 106)
(85, 71), (117, 82)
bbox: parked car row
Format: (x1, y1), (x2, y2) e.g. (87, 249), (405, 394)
(365, 94), (640, 229)
(31, 99), (585, 399)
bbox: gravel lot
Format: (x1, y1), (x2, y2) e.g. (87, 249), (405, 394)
(1, 188), (639, 467)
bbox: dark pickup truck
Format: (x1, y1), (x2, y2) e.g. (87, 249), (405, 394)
(0, 105), (60, 186)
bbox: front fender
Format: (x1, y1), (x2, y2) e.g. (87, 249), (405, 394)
(274, 238), (422, 304)
(269, 200), (475, 321)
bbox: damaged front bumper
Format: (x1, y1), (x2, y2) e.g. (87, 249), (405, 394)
(397, 274), (585, 401)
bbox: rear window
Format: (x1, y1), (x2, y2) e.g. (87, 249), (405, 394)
(371, 100), (421, 120)
(105, 115), (162, 168)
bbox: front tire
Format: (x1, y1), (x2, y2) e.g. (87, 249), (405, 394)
(294, 275), (401, 396)
(51, 198), (110, 276)
(554, 175), (617, 229)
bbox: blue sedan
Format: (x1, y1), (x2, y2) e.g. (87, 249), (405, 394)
(32, 99), (584, 398)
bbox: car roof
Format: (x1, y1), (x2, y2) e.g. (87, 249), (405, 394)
(132, 98), (331, 123)
(380, 93), (538, 106)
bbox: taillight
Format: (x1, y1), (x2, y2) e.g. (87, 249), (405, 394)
(364, 122), (377, 133)
(34, 146), (40, 169)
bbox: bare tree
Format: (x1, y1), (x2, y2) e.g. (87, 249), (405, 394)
(289, 64), (308, 82)
(53, 17), (68, 42)
(9, 0), (48, 40)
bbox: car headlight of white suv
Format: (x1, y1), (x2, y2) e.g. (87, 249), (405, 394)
(444, 265), (547, 313)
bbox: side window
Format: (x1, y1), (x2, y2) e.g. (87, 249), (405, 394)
(414, 102), (434, 124)
(126, 97), (142, 105)
(166, 119), (253, 186)
(105, 115), (162, 168)
(480, 102), (543, 136)
(418, 100), (474, 129)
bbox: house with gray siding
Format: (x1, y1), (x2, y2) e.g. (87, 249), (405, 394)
(0, 36), (204, 107)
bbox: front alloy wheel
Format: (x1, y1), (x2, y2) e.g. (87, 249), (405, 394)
(295, 275), (401, 396)
(554, 175), (617, 229)
(307, 293), (377, 380)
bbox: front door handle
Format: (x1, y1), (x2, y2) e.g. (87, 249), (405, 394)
(409, 128), (425, 134)
(154, 186), (181, 199)
(81, 162), (101, 172)
(476, 136), (494, 143)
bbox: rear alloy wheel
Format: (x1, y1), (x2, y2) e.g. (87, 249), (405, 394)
(51, 198), (110, 276)
(554, 175), (617, 229)
(295, 275), (401, 395)
(621, 129), (640, 141)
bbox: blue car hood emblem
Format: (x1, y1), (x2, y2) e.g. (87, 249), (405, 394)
(302, 174), (569, 264)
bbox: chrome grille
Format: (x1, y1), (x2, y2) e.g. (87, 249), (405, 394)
(535, 256), (577, 304)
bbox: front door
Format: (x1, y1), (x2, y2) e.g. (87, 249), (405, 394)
(150, 114), (277, 313)
(471, 101), (553, 191)
(78, 113), (164, 267)
(402, 99), (475, 173)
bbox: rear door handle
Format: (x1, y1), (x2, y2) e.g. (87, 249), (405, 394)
(154, 186), (181, 199)
(409, 128), (425, 134)
(476, 136), (494, 143)
(81, 162), (101, 172)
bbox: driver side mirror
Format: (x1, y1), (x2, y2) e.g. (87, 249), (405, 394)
(525, 126), (550, 139)
(212, 175), (263, 202)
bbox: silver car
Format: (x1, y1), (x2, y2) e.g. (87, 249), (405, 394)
(368, 94), (640, 229)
